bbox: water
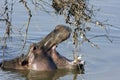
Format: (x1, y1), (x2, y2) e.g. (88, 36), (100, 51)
(0, 0), (120, 80)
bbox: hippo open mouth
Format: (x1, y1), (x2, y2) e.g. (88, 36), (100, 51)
(0, 25), (85, 72)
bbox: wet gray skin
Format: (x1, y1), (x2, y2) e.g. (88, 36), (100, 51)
(27, 44), (57, 71)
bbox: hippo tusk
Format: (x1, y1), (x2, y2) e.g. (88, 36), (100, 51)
(73, 54), (85, 65)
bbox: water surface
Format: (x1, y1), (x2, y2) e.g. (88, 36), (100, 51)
(0, 0), (120, 80)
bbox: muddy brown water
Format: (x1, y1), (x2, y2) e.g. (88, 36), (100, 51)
(0, 0), (120, 80)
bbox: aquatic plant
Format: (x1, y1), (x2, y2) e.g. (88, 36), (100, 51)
(0, 0), (112, 54)
(51, 0), (112, 48)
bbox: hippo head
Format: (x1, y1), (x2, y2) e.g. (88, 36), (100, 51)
(23, 25), (85, 71)
(25, 43), (85, 72)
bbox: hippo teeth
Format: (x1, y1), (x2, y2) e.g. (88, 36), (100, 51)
(73, 55), (85, 65)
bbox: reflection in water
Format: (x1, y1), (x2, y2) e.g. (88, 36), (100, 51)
(0, 69), (84, 80)
(26, 69), (84, 80)
(1, 68), (84, 80)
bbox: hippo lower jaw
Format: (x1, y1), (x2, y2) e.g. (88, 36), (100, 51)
(49, 45), (85, 71)
(58, 56), (85, 71)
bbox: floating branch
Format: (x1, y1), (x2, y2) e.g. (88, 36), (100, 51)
(19, 0), (32, 50)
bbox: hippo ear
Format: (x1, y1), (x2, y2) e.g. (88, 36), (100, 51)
(32, 46), (37, 50)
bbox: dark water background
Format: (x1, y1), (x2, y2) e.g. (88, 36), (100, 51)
(0, 0), (120, 80)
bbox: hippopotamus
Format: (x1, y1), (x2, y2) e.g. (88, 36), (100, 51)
(0, 25), (85, 71)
